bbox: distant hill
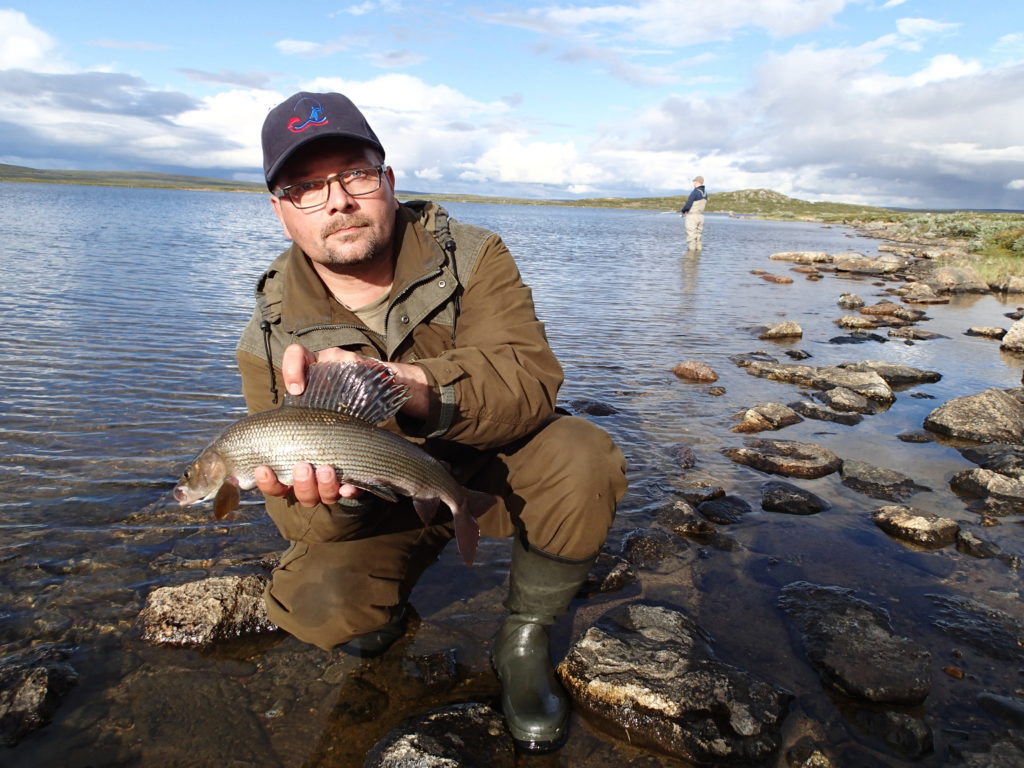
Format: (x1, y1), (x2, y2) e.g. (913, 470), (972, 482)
(0, 163), (894, 217)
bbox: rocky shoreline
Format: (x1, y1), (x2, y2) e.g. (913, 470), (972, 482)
(4, 232), (1023, 766)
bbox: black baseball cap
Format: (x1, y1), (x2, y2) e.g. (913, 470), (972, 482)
(261, 92), (385, 189)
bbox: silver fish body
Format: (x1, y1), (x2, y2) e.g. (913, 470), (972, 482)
(173, 361), (493, 564)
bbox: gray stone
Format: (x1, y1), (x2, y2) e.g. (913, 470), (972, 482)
(928, 266), (990, 294)
(958, 443), (1024, 480)
(929, 594), (1024, 662)
(965, 326), (1007, 339)
(364, 703), (515, 768)
(742, 361), (895, 403)
(924, 389), (1024, 443)
(950, 469), (1024, 510)
(672, 360), (719, 382)
(698, 494), (752, 524)
(837, 293), (865, 309)
(558, 602), (792, 765)
(991, 276), (1024, 294)
(837, 360), (941, 387)
(581, 552), (638, 597)
(722, 439), (842, 479)
(760, 321), (804, 340)
(789, 400), (863, 426)
(1000, 319), (1024, 353)
(761, 481), (830, 515)
(872, 505), (959, 548)
(778, 581), (931, 704)
(138, 573), (277, 647)
(847, 708), (934, 760)
(769, 251), (832, 264)
(841, 460), (930, 502)
(620, 528), (686, 571)
(816, 386), (874, 413)
(833, 253), (906, 274)
(836, 314), (878, 329)
(732, 402), (803, 433)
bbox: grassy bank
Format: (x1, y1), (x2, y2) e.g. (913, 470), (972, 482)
(3, 164), (1021, 279)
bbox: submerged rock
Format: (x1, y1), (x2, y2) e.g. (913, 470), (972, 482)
(0, 645), (78, 747)
(138, 573), (277, 647)
(928, 594), (1024, 662)
(698, 494), (752, 524)
(841, 460), (930, 502)
(778, 581), (931, 704)
(558, 602), (792, 765)
(789, 399), (863, 426)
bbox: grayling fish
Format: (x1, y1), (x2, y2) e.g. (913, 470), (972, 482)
(173, 361), (492, 565)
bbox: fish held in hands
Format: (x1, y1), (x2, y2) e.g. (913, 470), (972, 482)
(173, 361), (492, 565)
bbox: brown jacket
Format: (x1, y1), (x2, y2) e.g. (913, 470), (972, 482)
(237, 199), (563, 468)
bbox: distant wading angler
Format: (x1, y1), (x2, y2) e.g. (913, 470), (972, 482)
(680, 175), (707, 250)
(227, 91), (627, 753)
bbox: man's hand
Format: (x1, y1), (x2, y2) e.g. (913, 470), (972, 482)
(253, 343), (431, 507)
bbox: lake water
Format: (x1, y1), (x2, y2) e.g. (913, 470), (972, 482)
(1, 182), (1021, 766)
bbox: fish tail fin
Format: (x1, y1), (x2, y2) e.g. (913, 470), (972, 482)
(453, 489), (496, 567)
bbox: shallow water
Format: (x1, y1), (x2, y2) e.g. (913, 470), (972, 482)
(1, 183), (1021, 766)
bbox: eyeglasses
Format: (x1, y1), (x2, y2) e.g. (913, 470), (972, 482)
(272, 165), (388, 209)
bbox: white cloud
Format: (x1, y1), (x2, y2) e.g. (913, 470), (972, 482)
(274, 39), (348, 57)
(1008, 179), (1024, 191)
(894, 17), (960, 51)
(0, 9), (66, 72)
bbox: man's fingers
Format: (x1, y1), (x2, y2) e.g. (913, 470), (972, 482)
(282, 344), (317, 395)
(290, 462), (321, 507)
(315, 465), (341, 505)
(255, 466), (290, 497)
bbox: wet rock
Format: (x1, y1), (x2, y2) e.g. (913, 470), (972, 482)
(664, 503), (741, 551)
(928, 265), (990, 294)
(558, 602), (792, 765)
(828, 331), (889, 345)
(888, 327), (946, 341)
(786, 735), (838, 767)
(760, 321), (804, 340)
(569, 398), (619, 416)
(929, 594), (1024, 662)
(698, 494), (752, 524)
(837, 293), (865, 309)
(991, 276), (1024, 294)
(791, 265), (820, 275)
(841, 460), (930, 502)
(924, 389), (1024, 443)
(770, 251), (832, 264)
(950, 469), (1024, 510)
(837, 360), (941, 387)
(898, 430), (934, 443)
(833, 253), (906, 274)
(778, 581), (931, 704)
(581, 552), (638, 597)
(742, 361), (895, 403)
(761, 481), (830, 515)
(723, 438), (842, 479)
(0, 645), (78, 747)
(955, 529), (1005, 560)
(364, 702), (514, 768)
(1000, 319), (1024, 353)
(965, 326), (1007, 339)
(785, 349), (813, 360)
(731, 350), (779, 367)
(958, 443), (1024, 479)
(673, 443), (698, 469)
(816, 386), (874, 413)
(859, 301), (926, 322)
(899, 282), (945, 304)
(620, 528), (686, 571)
(872, 505), (959, 548)
(836, 314), (878, 330)
(789, 400), (863, 426)
(760, 273), (795, 284)
(677, 482), (726, 504)
(732, 402), (803, 433)
(952, 737), (1024, 767)
(708, 385), (727, 396)
(846, 707), (934, 760)
(977, 692), (1024, 728)
(138, 573), (277, 647)
(672, 360), (719, 382)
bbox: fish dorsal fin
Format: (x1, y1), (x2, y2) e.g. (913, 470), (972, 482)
(284, 361), (411, 423)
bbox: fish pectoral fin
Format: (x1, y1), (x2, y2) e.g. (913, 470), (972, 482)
(412, 497), (441, 526)
(347, 481), (400, 503)
(213, 483), (241, 520)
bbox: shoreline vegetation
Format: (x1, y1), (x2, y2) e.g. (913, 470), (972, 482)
(3, 162), (1022, 281)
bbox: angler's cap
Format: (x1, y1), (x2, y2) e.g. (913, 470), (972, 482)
(261, 91), (385, 189)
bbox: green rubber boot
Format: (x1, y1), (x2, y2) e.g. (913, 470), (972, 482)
(338, 604), (409, 658)
(493, 538), (595, 753)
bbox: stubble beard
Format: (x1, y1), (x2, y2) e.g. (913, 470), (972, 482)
(318, 216), (388, 268)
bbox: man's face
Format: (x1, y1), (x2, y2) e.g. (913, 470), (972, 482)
(270, 141), (399, 270)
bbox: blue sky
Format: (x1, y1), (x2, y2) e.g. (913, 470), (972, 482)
(2, 1), (1022, 209)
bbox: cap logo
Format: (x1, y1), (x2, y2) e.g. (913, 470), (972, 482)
(287, 97), (328, 133)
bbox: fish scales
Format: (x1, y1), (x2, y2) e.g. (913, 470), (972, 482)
(217, 407), (459, 499)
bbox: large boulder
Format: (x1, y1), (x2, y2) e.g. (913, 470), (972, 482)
(927, 266), (990, 294)
(1000, 319), (1024, 353)
(924, 389), (1024, 443)
(558, 602), (792, 765)
(742, 361), (895, 404)
(0, 645), (78, 747)
(722, 438), (842, 479)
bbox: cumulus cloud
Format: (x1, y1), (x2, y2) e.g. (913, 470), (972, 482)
(0, 9), (67, 71)
(274, 38), (349, 57)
